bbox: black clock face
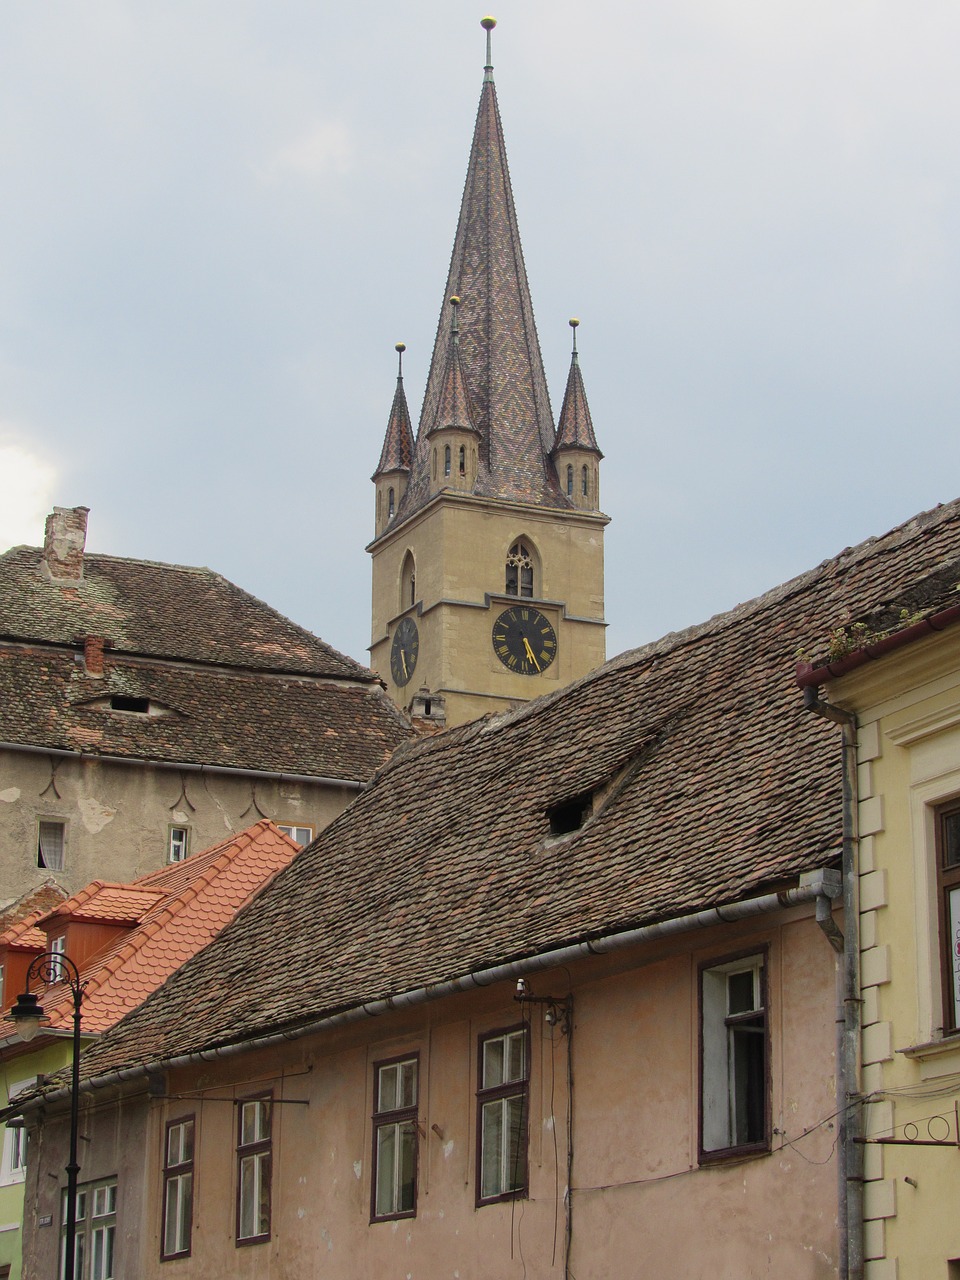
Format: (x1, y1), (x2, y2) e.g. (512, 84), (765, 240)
(390, 617), (419, 687)
(492, 606), (557, 676)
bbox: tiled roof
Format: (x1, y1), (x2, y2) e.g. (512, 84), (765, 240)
(0, 546), (371, 679)
(48, 885), (167, 926)
(393, 70), (568, 527)
(0, 883), (69, 936)
(0, 644), (411, 780)
(427, 315), (480, 438)
(27, 822), (299, 1035)
(74, 498), (960, 1079)
(554, 350), (601, 456)
(373, 368), (415, 477)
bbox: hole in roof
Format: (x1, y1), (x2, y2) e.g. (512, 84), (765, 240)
(109, 695), (150, 714)
(547, 796), (592, 837)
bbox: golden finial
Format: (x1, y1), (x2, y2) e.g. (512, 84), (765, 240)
(395, 342), (406, 378)
(482, 17), (496, 78)
(569, 318), (580, 356)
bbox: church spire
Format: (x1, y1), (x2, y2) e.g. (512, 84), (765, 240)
(394, 15), (562, 524)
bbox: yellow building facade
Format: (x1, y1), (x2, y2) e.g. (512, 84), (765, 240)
(369, 23), (608, 727)
(823, 618), (960, 1279)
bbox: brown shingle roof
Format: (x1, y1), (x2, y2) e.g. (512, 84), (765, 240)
(73, 498), (960, 1080)
(0, 645), (410, 780)
(373, 362), (415, 478)
(554, 349), (601, 456)
(0, 546), (370, 679)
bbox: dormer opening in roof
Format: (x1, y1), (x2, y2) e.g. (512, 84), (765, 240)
(372, 342), (416, 538)
(553, 319), (603, 513)
(426, 296), (480, 497)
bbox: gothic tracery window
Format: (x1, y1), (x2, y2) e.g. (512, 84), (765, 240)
(505, 541), (534, 599)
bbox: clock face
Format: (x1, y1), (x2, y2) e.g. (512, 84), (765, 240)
(390, 617), (419, 687)
(492, 606), (558, 676)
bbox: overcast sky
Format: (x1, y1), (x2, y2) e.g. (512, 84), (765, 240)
(2, 1), (959, 666)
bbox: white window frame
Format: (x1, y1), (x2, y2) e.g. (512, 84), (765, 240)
(236, 1095), (271, 1245)
(700, 952), (768, 1160)
(61, 1179), (116, 1280)
(277, 825), (313, 847)
(371, 1056), (418, 1221)
(0, 1079), (34, 1185)
(161, 1116), (194, 1260)
(477, 1027), (528, 1204)
(168, 827), (189, 863)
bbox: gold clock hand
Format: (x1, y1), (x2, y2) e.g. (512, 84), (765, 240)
(401, 650), (408, 678)
(523, 636), (541, 672)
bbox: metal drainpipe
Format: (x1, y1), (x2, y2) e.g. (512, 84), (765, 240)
(803, 687), (863, 1280)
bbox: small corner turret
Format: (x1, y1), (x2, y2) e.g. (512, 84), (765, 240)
(425, 297), (481, 497)
(372, 343), (415, 538)
(553, 319), (603, 512)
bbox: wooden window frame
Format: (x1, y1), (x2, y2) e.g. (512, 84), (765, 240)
(235, 1093), (272, 1247)
(160, 1115), (194, 1261)
(937, 801), (960, 1034)
(370, 1053), (419, 1223)
(698, 948), (770, 1164)
(475, 1024), (529, 1207)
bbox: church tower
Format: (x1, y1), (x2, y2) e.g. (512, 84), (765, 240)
(369, 18), (608, 727)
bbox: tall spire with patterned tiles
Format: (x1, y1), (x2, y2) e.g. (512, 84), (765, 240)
(368, 18), (609, 729)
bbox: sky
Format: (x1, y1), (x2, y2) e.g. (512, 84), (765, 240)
(2, 0), (960, 666)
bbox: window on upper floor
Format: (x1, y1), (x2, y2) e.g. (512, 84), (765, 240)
(49, 933), (66, 982)
(168, 827), (189, 863)
(0, 1081), (33, 1185)
(937, 802), (960, 1033)
(566, 464), (573, 496)
(458, 445), (466, 476)
(38, 820), (65, 871)
(277, 825), (313, 847)
(700, 953), (768, 1160)
(371, 1055), (418, 1221)
(236, 1095), (271, 1246)
(61, 1178), (117, 1280)
(161, 1116), (194, 1261)
(388, 487), (395, 519)
(505, 542), (534, 599)
(477, 1027), (528, 1204)
(444, 445), (452, 477)
(582, 465), (589, 498)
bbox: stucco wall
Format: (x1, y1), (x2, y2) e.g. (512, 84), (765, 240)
(23, 905), (839, 1279)
(826, 627), (960, 1280)
(0, 748), (358, 900)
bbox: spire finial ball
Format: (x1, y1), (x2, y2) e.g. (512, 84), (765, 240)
(569, 318), (580, 329)
(449, 295), (461, 306)
(481, 16), (497, 30)
(395, 342), (406, 353)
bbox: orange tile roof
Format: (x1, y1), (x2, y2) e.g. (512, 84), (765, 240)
(30, 822), (299, 1035)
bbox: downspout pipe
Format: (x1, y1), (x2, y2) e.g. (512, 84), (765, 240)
(803, 686), (863, 1280)
(14, 871), (841, 1115)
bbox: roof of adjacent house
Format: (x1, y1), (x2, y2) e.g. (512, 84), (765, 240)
(0, 544), (412, 780)
(3, 822), (300, 1035)
(71, 497), (960, 1082)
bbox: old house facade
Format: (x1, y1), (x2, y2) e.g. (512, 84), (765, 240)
(797, 506), (960, 1280)
(369, 19), (608, 728)
(0, 506), (411, 902)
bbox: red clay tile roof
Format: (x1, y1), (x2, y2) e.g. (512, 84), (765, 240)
(73, 498), (960, 1079)
(391, 70), (572, 529)
(28, 821), (299, 1035)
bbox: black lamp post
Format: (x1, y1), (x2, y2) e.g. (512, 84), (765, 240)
(8, 951), (85, 1280)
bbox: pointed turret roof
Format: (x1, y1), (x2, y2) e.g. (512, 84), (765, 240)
(554, 320), (602, 456)
(393, 20), (564, 524)
(373, 343), (415, 477)
(427, 298), (480, 437)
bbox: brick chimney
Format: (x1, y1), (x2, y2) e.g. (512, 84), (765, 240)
(83, 636), (106, 676)
(42, 506), (90, 581)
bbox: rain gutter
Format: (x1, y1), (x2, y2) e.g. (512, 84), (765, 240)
(0, 742), (365, 791)
(796, 603), (960, 689)
(19, 871), (840, 1113)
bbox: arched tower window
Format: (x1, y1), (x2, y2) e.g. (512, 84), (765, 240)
(388, 487), (395, 519)
(400, 551), (417, 611)
(459, 445), (466, 476)
(505, 541), (535, 599)
(581, 466), (589, 498)
(444, 445), (452, 477)
(566, 464), (573, 496)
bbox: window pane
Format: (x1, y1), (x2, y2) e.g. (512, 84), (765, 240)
(239, 1154), (258, 1238)
(948, 887), (960, 1027)
(945, 812), (960, 868)
(504, 1094), (525, 1191)
(727, 970), (756, 1015)
(505, 1032), (525, 1082)
(378, 1065), (399, 1114)
(481, 1100), (504, 1199)
(483, 1038), (505, 1089)
(38, 821), (65, 871)
(399, 1060), (417, 1108)
(398, 1121), (417, 1212)
(376, 1124), (397, 1217)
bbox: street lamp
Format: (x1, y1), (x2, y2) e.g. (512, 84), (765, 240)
(8, 951), (85, 1280)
